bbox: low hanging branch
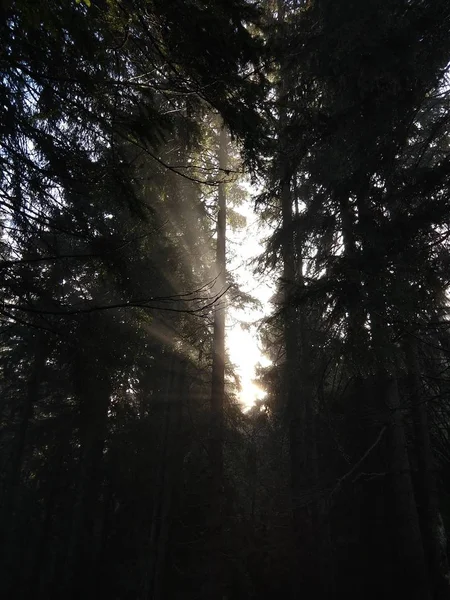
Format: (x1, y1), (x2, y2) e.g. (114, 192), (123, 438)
(1, 284), (231, 319)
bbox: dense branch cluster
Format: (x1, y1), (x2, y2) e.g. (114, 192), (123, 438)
(2, 1), (450, 600)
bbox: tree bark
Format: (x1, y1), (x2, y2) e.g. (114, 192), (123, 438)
(152, 358), (186, 600)
(141, 354), (186, 600)
(206, 122), (228, 599)
(369, 314), (429, 599)
(1, 336), (46, 523)
(63, 352), (112, 600)
(0, 335), (47, 595)
(405, 337), (450, 599)
(353, 178), (429, 597)
(383, 373), (429, 598)
(276, 1), (320, 594)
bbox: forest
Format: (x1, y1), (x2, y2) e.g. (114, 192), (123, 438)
(2, 0), (450, 599)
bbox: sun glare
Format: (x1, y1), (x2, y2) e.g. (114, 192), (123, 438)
(227, 322), (270, 410)
(227, 197), (274, 411)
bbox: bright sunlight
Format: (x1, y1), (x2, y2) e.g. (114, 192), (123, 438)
(227, 199), (274, 411)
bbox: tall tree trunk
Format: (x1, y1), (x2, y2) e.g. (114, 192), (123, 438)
(206, 122), (228, 599)
(152, 358), (186, 600)
(276, 1), (320, 594)
(140, 353), (175, 600)
(63, 352), (112, 600)
(1, 336), (46, 524)
(405, 336), (450, 599)
(29, 437), (68, 599)
(141, 354), (186, 600)
(0, 335), (47, 596)
(369, 313), (429, 599)
(385, 374), (429, 598)
(352, 181), (429, 596)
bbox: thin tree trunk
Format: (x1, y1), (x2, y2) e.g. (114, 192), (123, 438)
(206, 122), (228, 599)
(405, 336), (450, 599)
(338, 191), (369, 358)
(279, 88), (314, 599)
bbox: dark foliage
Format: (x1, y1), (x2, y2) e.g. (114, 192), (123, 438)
(2, 1), (450, 599)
